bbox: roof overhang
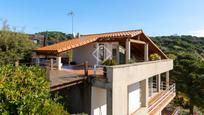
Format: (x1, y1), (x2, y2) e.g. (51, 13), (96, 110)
(33, 29), (168, 59)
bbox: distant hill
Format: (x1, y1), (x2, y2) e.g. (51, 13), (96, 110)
(36, 31), (73, 45)
(151, 35), (204, 59)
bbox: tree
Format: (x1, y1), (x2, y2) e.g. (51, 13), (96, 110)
(36, 31), (72, 45)
(0, 21), (35, 65)
(0, 65), (69, 115)
(172, 53), (204, 114)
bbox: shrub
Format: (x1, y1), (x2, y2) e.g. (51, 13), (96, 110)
(150, 53), (161, 61)
(0, 65), (69, 115)
(102, 59), (117, 66)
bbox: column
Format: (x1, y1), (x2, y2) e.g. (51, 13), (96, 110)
(56, 56), (62, 70)
(144, 44), (149, 61)
(116, 43), (120, 64)
(166, 71), (170, 90)
(156, 74), (161, 92)
(107, 89), (112, 115)
(140, 79), (148, 107)
(36, 58), (40, 65)
(125, 39), (131, 64)
(96, 43), (99, 66)
(149, 77), (153, 97)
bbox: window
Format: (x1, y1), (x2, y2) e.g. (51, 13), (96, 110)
(99, 44), (105, 61)
(112, 48), (117, 60)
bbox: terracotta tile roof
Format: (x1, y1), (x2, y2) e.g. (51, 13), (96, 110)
(34, 30), (143, 54)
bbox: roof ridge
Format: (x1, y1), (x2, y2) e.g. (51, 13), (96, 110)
(81, 29), (143, 36)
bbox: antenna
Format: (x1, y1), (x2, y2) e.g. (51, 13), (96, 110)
(68, 11), (74, 36)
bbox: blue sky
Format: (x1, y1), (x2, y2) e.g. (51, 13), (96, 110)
(0, 0), (204, 36)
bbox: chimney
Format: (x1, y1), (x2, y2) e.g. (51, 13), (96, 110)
(43, 31), (48, 46)
(76, 32), (81, 38)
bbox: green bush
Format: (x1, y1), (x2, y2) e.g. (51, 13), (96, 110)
(102, 59), (117, 66)
(150, 53), (161, 61)
(0, 65), (69, 115)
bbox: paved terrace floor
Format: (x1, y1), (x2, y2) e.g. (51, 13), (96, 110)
(49, 65), (104, 91)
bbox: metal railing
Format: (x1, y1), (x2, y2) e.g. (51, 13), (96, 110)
(149, 81), (170, 96)
(148, 83), (176, 113)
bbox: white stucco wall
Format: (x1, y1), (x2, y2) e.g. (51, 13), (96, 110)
(72, 42), (119, 66)
(107, 59), (173, 115)
(72, 43), (97, 66)
(128, 82), (141, 114)
(91, 87), (107, 115)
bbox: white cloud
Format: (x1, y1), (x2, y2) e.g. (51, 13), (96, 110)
(189, 29), (204, 37)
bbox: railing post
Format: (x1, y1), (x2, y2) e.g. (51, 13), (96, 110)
(156, 74), (161, 92)
(84, 61), (88, 76)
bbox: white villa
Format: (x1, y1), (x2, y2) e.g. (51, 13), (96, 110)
(33, 30), (176, 115)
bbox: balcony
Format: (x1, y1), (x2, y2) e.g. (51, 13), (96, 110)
(148, 84), (176, 115)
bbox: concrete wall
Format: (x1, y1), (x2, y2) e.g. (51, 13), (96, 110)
(51, 82), (91, 114)
(91, 87), (107, 115)
(128, 82), (141, 114)
(106, 59), (173, 115)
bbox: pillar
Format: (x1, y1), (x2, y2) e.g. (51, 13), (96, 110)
(125, 39), (131, 64)
(116, 43), (120, 64)
(56, 56), (62, 70)
(144, 44), (149, 61)
(36, 58), (40, 65)
(156, 74), (161, 92)
(166, 71), (170, 90)
(96, 43), (99, 66)
(149, 77), (153, 97)
(140, 79), (148, 107)
(107, 89), (112, 115)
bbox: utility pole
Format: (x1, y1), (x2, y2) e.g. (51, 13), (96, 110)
(68, 11), (74, 37)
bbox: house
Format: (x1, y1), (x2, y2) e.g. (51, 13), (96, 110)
(33, 30), (175, 115)
(30, 34), (45, 46)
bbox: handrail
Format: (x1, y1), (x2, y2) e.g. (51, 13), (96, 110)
(172, 107), (180, 115)
(148, 83), (176, 113)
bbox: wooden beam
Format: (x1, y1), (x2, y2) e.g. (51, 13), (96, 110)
(130, 39), (146, 44)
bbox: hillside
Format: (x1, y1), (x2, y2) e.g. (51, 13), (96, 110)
(151, 35), (204, 59)
(152, 35), (204, 114)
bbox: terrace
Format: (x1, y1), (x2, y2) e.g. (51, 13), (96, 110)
(148, 83), (176, 115)
(33, 30), (174, 98)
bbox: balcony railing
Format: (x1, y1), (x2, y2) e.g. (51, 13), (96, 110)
(148, 83), (176, 114)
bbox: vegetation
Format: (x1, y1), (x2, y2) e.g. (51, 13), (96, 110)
(149, 53), (161, 61)
(102, 59), (117, 66)
(36, 31), (73, 45)
(0, 65), (69, 115)
(152, 35), (204, 114)
(0, 21), (35, 65)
